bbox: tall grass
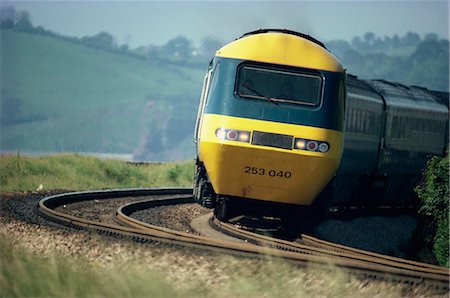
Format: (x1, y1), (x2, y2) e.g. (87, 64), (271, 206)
(0, 238), (183, 297)
(0, 153), (194, 191)
(0, 236), (412, 298)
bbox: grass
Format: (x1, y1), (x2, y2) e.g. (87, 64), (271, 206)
(1, 235), (417, 298)
(0, 238), (182, 298)
(0, 153), (194, 192)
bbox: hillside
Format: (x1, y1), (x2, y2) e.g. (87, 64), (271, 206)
(1, 29), (204, 160)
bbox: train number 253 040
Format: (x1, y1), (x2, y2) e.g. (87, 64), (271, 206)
(244, 166), (292, 179)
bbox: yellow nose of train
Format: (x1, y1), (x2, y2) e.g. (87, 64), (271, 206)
(194, 29), (346, 216)
(199, 114), (343, 205)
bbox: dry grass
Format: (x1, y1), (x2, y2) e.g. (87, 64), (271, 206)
(0, 216), (441, 298)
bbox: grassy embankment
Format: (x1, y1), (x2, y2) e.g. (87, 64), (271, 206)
(1, 233), (415, 298)
(0, 153), (196, 296)
(0, 153), (194, 191)
(0, 238), (181, 297)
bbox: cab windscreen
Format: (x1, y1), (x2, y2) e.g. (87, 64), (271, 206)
(236, 65), (323, 106)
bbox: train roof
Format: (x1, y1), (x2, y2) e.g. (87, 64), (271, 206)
(239, 29), (328, 49)
(215, 29), (344, 73)
(364, 79), (448, 113)
(429, 90), (449, 108)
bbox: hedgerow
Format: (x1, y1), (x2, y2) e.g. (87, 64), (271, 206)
(415, 153), (449, 267)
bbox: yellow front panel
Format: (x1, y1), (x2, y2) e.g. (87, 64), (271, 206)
(216, 33), (344, 73)
(198, 114), (343, 205)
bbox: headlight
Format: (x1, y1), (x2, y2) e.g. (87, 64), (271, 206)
(294, 139), (306, 150)
(215, 128), (251, 143)
(238, 131), (250, 142)
(318, 142), (329, 153)
(294, 138), (330, 153)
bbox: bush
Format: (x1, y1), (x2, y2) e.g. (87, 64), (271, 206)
(415, 154), (449, 267)
(166, 163), (194, 183)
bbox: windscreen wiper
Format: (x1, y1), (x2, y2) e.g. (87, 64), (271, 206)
(243, 83), (279, 105)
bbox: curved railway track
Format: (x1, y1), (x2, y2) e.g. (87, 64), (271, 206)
(36, 188), (449, 292)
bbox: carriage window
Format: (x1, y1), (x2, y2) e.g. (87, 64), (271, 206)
(236, 65), (322, 106)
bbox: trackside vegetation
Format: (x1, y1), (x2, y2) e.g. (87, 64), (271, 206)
(415, 153), (449, 267)
(0, 153), (194, 192)
(0, 236), (419, 298)
(0, 238), (182, 298)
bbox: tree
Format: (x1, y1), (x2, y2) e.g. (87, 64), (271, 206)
(162, 35), (194, 59)
(401, 31), (421, 47)
(0, 6), (17, 29)
(391, 34), (401, 48)
(410, 39), (448, 64)
(199, 36), (224, 58)
(326, 40), (352, 60)
(81, 32), (116, 50)
(342, 49), (364, 70)
(144, 45), (162, 65)
(363, 32), (376, 47)
(351, 36), (364, 51)
(424, 33), (439, 41)
(14, 11), (33, 31)
(408, 39), (449, 91)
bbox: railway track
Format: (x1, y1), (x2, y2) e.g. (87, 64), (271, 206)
(36, 188), (449, 292)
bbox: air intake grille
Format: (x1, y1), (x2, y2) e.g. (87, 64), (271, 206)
(251, 131), (293, 150)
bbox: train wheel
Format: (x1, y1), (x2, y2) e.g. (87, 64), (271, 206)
(214, 199), (231, 222)
(280, 207), (303, 238)
(309, 185), (334, 224)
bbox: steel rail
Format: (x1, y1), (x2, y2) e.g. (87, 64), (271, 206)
(209, 217), (446, 273)
(36, 188), (449, 291)
(115, 194), (449, 289)
(300, 234), (445, 271)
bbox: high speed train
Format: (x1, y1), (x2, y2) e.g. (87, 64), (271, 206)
(193, 29), (449, 226)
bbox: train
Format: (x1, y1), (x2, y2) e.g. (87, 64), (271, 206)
(193, 29), (449, 228)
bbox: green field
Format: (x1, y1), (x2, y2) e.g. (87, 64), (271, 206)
(1, 29), (204, 159)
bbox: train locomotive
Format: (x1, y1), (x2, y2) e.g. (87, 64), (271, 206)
(193, 29), (449, 226)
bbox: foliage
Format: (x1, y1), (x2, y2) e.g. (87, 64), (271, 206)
(327, 32), (449, 91)
(0, 238), (181, 298)
(80, 31), (116, 50)
(166, 163), (194, 183)
(415, 154), (449, 267)
(0, 235), (425, 298)
(0, 153), (194, 191)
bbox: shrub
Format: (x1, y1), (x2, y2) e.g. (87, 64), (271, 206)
(415, 154), (449, 267)
(167, 164), (182, 181)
